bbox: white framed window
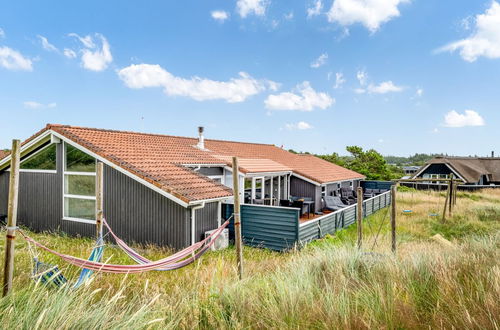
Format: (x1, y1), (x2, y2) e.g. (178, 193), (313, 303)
(321, 185), (326, 197)
(62, 142), (97, 224)
(19, 143), (57, 173)
(349, 181), (353, 187)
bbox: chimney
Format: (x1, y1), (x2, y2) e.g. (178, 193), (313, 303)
(197, 126), (205, 150)
(492, 151), (495, 158)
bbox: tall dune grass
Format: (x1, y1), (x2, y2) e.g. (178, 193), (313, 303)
(0, 189), (499, 328)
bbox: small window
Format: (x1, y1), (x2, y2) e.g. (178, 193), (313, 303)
(321, 186), (326, 196)
(20, 144), (57, 171)
(66, 144), (95, 172)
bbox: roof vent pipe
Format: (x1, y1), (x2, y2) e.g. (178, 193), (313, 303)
(197, 126), (205, 150)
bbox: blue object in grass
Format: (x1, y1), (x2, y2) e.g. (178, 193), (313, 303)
(429, 213), (439, 217)
(33, 258), (68, 288)
(403, 210), (413, 213)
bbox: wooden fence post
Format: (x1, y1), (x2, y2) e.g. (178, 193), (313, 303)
(391, 185), (397, 254)
(2, 139), (21, 297)
(357, 187), (363, 250)
(448, 174), (454, 216)
(96, 162), (104, 238)
(442, 179), (451, 223)
(232, 157), (243, 280)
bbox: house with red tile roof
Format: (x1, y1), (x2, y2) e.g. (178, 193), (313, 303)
(0, 124), (363, 249)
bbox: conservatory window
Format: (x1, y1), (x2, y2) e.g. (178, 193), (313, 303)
(63, 143), (96, 223)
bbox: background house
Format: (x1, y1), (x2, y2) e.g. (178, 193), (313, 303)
(0, 124), (363, 249)
(413, 155), (500, 185)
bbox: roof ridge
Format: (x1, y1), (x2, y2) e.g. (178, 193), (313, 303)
(47, 123), (276, 147)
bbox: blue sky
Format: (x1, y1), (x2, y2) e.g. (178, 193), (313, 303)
(0, 0), (499, 156)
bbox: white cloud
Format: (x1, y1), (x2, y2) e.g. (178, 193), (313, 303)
(444, 110), (485, 127)
(0, 46), (33, 71)
(0, 28), (5, 38)
(367, 81), (403, 94)
(236, 0), (268, 18)
(118, 63), (276, 103)
(68, 33), (95, 48)
(284, 12), (294, 20)
(285, 121), (313, 130)
(333, 72), (346, 89)
(354, 88), (366, 94)
(38, 35), (58, 52)
(437, 1), (500, 62)
(211, 10), (229, 22)
(356, 70), (367, 86)
(327, 0), (409, 33)
(310, 53), (328, 68)
(416, 88), (423, 97)
(70, 33), (113, 71)
(307, 0), (323, 18)
(23, 101), (57, 109)
(63, 48), (77, 59)
(265, 81), (334, 111)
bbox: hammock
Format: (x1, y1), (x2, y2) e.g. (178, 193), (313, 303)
(29, 235), (105, 288)
(102, 216), (231, 271)
(19, 219), (229, 274)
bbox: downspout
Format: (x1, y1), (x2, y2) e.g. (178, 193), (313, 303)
(190, 202), (205, 245)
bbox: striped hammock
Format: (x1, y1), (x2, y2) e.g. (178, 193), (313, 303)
(102, 217), (229, 271)
(19, 219), (229, 274)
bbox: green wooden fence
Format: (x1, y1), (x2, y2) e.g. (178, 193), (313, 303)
(223, 191), (391, 251)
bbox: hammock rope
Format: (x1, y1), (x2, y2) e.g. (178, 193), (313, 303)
(18, 218), (230, 274)
(102, 215), (233, 271)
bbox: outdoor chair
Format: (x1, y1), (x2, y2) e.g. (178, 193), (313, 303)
(280, 199), (291, 207)
(323, 196), (347, 212)
(340, 187), (356, 205)
(291, 200), (307, 216)
(363, 188), (375, 199)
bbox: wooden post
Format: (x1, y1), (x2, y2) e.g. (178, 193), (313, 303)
(356, 187), (363, 250)
(448, 174), (454, 215)
(95, 162), (104, 238)
(2, 140), (21, 297)
(390, 185), (397, 254)
(232, 157), (243, 280)
(442, 179), (451, 223)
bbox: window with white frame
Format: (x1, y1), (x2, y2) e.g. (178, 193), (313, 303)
(321, 185), (326, 196)
(63, 143), (96, 222)
(337, 183), (341, 196)
(20, 144), (57, 172)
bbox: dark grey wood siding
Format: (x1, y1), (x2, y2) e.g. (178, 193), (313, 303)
(194, 202), (219, 242)
(0, 142), (211, 250)
(102, 164), (191, 249)
(290, 175), (322, 213)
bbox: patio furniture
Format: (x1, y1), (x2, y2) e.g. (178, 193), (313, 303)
(340, 187), (356, 205)
(302, 200), (315, 218)
(291, 200), (307, 217)
(253, 199), (265, 205)
(323, 196), (347, 212)
(280, 199), (291, 207)
(363, 188), (376, 199)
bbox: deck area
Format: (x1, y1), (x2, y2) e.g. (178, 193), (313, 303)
(299, 210), (334, 223)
